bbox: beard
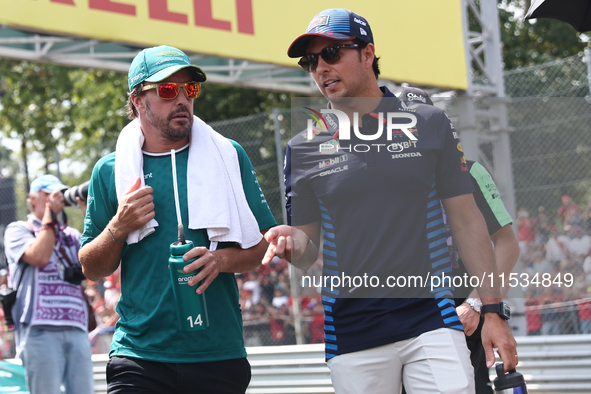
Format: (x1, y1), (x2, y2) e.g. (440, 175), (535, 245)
(145, 100), (193, 142)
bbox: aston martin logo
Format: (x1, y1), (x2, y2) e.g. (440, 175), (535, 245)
(156, 51), (184, 57)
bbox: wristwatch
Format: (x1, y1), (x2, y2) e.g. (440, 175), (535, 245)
(481, 302), (511, 320)
(464, 298), (482, 313)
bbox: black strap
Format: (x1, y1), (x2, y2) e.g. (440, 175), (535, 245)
(12, 264), (29, 293)
(481, 303), (500, 314)
(56, 245), (74, 267)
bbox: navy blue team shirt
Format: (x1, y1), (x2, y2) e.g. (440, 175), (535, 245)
(285, 87), (475, 359)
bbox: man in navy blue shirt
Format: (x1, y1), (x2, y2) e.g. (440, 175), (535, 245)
(263, 8), (518, 393)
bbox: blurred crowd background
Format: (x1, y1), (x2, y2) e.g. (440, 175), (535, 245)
(2, 2), (591, 356)
(0, 184), (590, 357)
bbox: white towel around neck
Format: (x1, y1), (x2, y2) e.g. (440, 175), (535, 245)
(114, 116), (263, 250)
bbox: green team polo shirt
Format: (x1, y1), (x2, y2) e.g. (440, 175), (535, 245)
(81, 141), (276, 363)
(453, 160), (513, 304)
(468, 160), (513, 234)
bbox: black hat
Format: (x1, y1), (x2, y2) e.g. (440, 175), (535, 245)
(395, 86), (434, 106)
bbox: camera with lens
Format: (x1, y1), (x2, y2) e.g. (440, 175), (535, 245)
(0, 287), (17, 331)
(62, 181), (90, 207)
(63, 266), (87, 285)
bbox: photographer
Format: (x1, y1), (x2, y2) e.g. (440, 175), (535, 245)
(3, 174), (93, 394)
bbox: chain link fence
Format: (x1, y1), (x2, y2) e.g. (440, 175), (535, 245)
(208, 110), (303, 347)
(1, 53), (591, 354)
(503, 51), (591, 337)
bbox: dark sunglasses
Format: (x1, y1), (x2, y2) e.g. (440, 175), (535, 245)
(298, 43), (359, 73)
(141, 82), (201, 100)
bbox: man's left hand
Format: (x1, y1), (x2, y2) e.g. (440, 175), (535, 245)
(76, 196), (87, 213)
(481, 313), (518, 372)
(181, 247), (221, 294)
(47, 189), (65, 214)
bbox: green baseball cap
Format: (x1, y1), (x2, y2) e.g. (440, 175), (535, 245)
(128, 45), (207, 92)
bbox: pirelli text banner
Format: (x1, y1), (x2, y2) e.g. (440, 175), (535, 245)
(0, 0), (468, 90)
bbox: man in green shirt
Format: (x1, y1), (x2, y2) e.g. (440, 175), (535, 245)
(79, 45), (276, 394)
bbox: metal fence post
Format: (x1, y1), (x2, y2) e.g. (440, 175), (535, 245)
(273, 108), (287, 225)
(273, 108), (304, 345)
(585, 47), (591, 96)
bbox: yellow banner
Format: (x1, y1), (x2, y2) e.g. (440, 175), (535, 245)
(0, 0), (468, 90)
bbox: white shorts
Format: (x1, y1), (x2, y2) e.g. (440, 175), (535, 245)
(327, 328), (475, 394)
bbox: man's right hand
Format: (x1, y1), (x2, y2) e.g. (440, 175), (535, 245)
(80, 177), (154, 281)
(457, 303), (481, 336)
(263, 225), (310, 265)
(263, 225), (296, 264)
(109, 177), (155, 238)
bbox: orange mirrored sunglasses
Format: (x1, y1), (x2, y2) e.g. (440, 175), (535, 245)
(141, 82), (200, 100)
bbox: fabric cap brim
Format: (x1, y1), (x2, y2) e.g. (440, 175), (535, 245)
(145, 64), (207, 83)
(43, 183), (68, 193)
(287, 33), (356, 58)
(32, 182), (68, 194)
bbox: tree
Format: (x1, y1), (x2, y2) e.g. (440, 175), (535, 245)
(0, 58), (293, 181)
(0, 59), (74, 189)
(495, 1), (591, 217)
(0, 138), (17, 177)
(65, 68), (129, 181)
(499, 0), (587, 69)
(197, 84), (291, 123)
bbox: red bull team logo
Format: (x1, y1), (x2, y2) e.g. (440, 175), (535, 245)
(304, 108), (419, 153)
(304, 107), (329, 141)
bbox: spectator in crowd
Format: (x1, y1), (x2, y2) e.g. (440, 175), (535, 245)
(558, 194), (582, 232)
(583, 195), (591, 233)
(540, 286), (564, 336)
(578, 291), (591, 334)
(301, 299), (324, 344)
(561, 285), (582, 334)
(243, 272), (262, 305)
(529, 250), (554, 277)
(269, 304), (295, 345)
(3, 174), (93, 394)
(524, 288), (543, 336)
(517, 207), (536, 254)
(545, 225), (567, 266)
(260, 273), (276, 305)
(535, 206), (553, 245)
(567, 225), (591, 257)
(271, 288), (289, 309)
(520, 242), (537, 272)
(584, 254), (591, 284)
(78, 45), (276, 393)
(86, 279), (121, 354)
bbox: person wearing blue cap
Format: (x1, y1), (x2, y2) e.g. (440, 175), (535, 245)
(263, 9), (518, 394)
(79, 45), (276, 393)
(3, 174), (94, 394)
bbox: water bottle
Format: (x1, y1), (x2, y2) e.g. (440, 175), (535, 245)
(493, 363), (528, 394)
(169, 240), (209, 331)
